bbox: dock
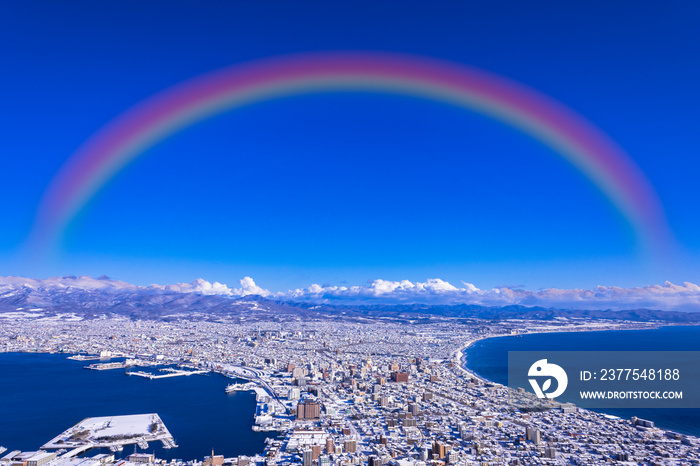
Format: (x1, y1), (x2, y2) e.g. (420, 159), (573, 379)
(42, 414), (177, 456)
(60, 445), (91, 459)
(160, 439), (178, 449)
(85, 361), (135, 371)
(68, 355), (102, 361)
(126, 369), (209, 379)
(225, 382), (258, 393)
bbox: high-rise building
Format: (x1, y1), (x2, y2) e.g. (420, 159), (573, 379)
(296, 400), (321, 420)
(526, 427), (542, 445)
(344, 440), (357, 453)
(420, 448), (430, 461)
(302, 450), (313, 466)
(432, 441), (446, 458)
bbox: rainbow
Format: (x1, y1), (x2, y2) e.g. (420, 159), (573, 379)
(30, 52), (672, 254)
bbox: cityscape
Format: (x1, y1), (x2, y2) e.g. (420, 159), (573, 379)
(1, 291), (698, 466)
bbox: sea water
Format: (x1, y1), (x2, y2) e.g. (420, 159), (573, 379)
(464, 325), (700, 436)
(0, 353), (272, 460)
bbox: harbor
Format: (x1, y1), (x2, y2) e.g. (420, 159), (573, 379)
(224, 379), (287, 433)
(41, 414), (177, 457)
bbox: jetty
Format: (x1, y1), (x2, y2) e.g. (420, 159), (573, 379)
(67, 355), (102, 361)
(225, 381), (258, 393)
(85, 361), (136, 371)
(42, 414), (176, 456)
(126, 368), (209, 379)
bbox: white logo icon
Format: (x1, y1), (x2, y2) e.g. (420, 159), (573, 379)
(528, 359), (568, 399)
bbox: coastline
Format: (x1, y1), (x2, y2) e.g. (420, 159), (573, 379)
(0, 352), (270, 461)
(452, 323), (700, 438)
(451, 321), (679, 382)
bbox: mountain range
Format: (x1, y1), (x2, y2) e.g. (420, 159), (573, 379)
(2, 275), (700, 323)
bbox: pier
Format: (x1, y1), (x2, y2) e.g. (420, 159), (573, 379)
(126, 369), (209, 379)
(60, 445), (91, 459)
(42, 414), (177, 456)
(160, 438), (178, 449)
(85, 361), (135, 370)
(225, 382), (258, 393)
(67, 355), (102, 361)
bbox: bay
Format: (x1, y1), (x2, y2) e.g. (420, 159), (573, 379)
(464, 325), (700, 437)
(0, 353), (272, 461)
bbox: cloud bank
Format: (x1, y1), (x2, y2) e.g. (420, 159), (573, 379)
(2, 275), (700, 311)
(272, 279), (700, 311)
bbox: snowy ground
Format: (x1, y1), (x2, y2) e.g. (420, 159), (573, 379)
(42, 413), (175, 450)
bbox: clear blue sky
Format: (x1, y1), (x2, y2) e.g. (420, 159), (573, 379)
(1, 1), (698, 290)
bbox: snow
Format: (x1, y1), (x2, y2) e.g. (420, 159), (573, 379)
(43, 413), (175, 450)
(75, 414), (159, 437)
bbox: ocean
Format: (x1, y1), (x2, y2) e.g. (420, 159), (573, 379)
(0, 353), (272, 461)
(464, 325), (700, 437)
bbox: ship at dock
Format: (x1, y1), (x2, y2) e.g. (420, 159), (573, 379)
(225, 382), (257, 393)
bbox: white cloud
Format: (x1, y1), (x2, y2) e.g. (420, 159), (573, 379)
(147, 276), (270, 297)
(268, 278), (700, 311)
(148, 278), (233, 295)
(2, 275), (700, 311)
(237, 276), (271, 297)
(273, 278), (474, 303)
(0, 275), (137, 292)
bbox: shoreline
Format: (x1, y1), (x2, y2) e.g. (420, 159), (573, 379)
(0, 352), (269, 462)
(452, 323), (700, 438)
(451, 321), (675, 381)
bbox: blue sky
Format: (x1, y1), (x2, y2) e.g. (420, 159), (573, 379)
(1, 1), (699, 291)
